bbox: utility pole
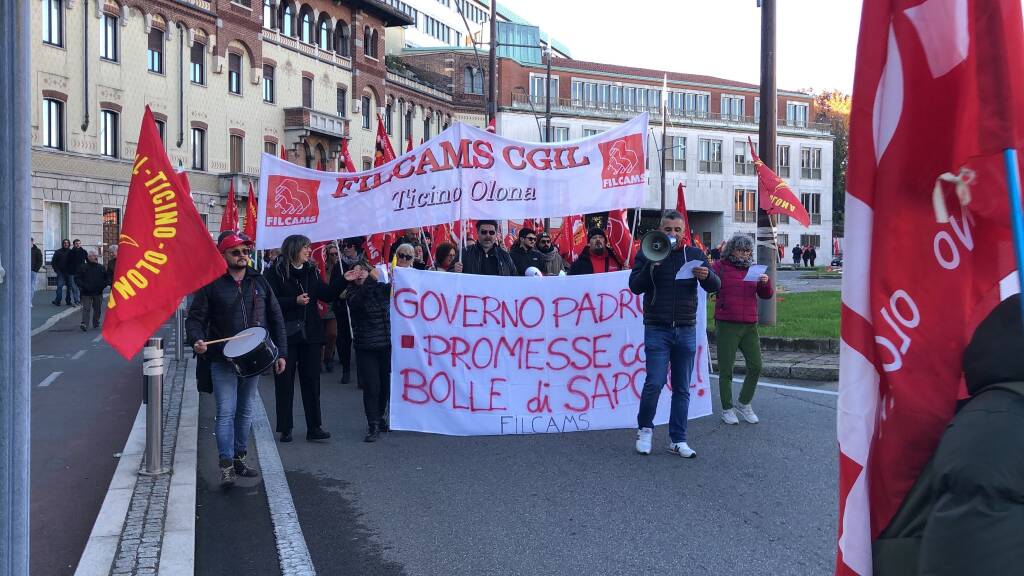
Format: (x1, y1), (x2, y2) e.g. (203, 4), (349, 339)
(0, 0), (32, 573)
(757, 0), (778, 325)
(487, 0), (497, 125)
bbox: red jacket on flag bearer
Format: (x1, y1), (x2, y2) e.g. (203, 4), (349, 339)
(103, 106), (225, 359)
(219, 181), (239, 233)
(748, 137), (809, 227)
(838, 2), (1024, 575)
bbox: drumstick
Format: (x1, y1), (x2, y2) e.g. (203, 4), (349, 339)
(202, 331), (255, 345)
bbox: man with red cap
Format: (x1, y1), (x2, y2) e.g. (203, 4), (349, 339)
(187, 231), (288, 487)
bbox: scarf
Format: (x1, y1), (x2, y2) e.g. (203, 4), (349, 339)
(341, 252), (362, 267)
(727, 254), (753, 268)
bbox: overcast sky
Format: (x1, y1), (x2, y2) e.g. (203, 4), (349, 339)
(503, 0), (862, 94)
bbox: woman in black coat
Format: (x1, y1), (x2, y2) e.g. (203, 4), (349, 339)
(264, 234), (342, 443)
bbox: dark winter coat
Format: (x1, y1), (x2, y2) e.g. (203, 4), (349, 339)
(873, 294), (1024, 576)
(461, 242), (518, 276)
(628, 246), (720, 327)
(75, 261), (108, 296)
(346, 277), (391, 351)
(328, 258), (365, 318)
(31, 245), (43, 272)
(710, 259), (774, 324)
(186, 268), (288, 362)
(106, 257), (117, 285)
(263, 260), (342, 345)
(50, 247), (71, 274)
(67, 247), (88, 275)
(792, 246), (803, 263)
(568, 246), (624, 276)
(509, 244), (544, 276)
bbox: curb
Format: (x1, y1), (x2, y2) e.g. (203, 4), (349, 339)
(707, 331), (840, 354)
(158, 366), (198, 575)
(710, 359), (839, 382)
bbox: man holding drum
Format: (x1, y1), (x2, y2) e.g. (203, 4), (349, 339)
(188, 231), (288, 487)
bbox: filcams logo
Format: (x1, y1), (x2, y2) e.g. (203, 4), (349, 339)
(598, 134), (645, 189)
(265, 176), (321, 226)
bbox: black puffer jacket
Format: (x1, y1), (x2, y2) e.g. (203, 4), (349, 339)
(186, 268), (288, 362)
(51, 247), (70, 274)
(75, 261), (108, 295)
(67, 247), (88, 275)
(461, 243), (517, 276)
(263, 260), (342, 345)
(628, 246), (720, 327)
(509, 245), (543, 276)
(346, 277), (391, 350)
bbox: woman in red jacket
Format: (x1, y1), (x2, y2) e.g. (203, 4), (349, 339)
(710, 233), (774, 425)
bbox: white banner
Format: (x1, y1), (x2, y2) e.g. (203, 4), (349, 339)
(255, 114), (649, 249)
(389, 269), (711, 436)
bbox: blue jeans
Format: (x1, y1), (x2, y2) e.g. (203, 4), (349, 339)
(211, 361), (259, 461)
(53, 272), (71, 304)
(68, 274), (80, 304)
(637, 325), (696, 444)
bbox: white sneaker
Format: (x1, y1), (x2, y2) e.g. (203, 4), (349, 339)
(736, 402), (759, 424)
(667, 441), (696, 458)
(635, 427), (653, 455)
(721, 408), (739, 425)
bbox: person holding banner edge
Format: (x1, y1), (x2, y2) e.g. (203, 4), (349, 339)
(629, 210), (720, 458)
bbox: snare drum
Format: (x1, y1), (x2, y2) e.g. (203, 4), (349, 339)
(223, 327), (279, 377)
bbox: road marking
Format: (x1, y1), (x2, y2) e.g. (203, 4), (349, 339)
(38, 371), (63, 388)
(72, 350), (86, 360)
(31, 306), (78, 336)
(92, 334), (104, 343)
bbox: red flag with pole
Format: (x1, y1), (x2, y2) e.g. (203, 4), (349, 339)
(837, 2), (1023, 574)
(339, 138), (356, 172)
(375, 113), (396, 167)
(243, 181), (258, 241)
(605, 209), (634, 265)
(103, 106), (225, 359)
(219, 180), (239, 233)
(556, 215), (585, 262)
(749, 137), (810, 226)
(280, 144), (287, 161)
(674, 183), (693, 246)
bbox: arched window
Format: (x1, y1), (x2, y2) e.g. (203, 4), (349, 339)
(363, 26), (371, 56)
(463, 67), (474, 94)
(280, 2), (295, 37)
(317, 15), (331, 50)
(474, 70), (484, 94)
(263, 0), (274, 29)
(316, 144), (327, 169)
(299, 7), (315, 43)
(334, 21), (349, 57)
(370, 29), (379, 58)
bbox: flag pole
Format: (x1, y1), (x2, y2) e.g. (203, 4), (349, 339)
(1003, 149), (1024, 325)
(756, 0), (778, 325)
(659, 74), (668, 215)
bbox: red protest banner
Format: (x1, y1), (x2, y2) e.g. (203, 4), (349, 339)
(103, 106), (225, 359)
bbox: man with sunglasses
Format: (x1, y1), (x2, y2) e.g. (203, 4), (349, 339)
(461, 220), (517, 276)
(535, 231), (566, 275)
(628, 210), (720, 459)
(509, 227), (544, 276)
(187, 231), (288, 487)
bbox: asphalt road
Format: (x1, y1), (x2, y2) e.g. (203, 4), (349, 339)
(198, 369), (838, 575)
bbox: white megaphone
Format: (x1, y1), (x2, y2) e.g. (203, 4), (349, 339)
(639, 231), (677, 262)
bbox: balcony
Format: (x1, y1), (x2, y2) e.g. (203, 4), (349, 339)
(218, 173), (258, 199)
(509, 93), (833, 136)
(284, 107), (350, 140)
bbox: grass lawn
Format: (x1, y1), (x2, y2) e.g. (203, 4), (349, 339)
(707, 291), (840, 339)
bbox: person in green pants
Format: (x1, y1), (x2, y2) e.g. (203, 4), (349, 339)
(709, 234), (774, 424)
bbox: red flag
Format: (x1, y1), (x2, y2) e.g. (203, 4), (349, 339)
(749, 137), (810, 227)
(837, 2), (1023, 574)
(674, 183), (693, 246)
(103, 107), (225, 359)
(243, 181), (258, 241)
(606, 209), (634, 265)
(503, 221), (522, 250)
(339, 139), (356, 172)
(486, 118), (496, 133)
(406, 132), (413, 153)
(556, 215), (585, 262)
(364, 232), (392, 266)
(280, 144), (287, 161)
(374, 114), (396, 167)
(219, 180), (239, 233)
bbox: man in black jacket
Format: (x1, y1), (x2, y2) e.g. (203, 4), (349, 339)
(461, 220), (517, 276)
(508, 227), (543, 276)
(569, 228), (624, 275)
(66, 239), (88, 305)
(628, 210), (720, 459)
(31, 238), (42, 297)
(75, 251), (108, 331)
(50, 239), (72, 306)
(187, 231), (288, 487)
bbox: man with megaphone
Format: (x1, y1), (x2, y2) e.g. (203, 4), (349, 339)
(629, 210), (720, 459)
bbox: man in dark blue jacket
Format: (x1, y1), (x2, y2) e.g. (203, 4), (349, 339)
(628, 211), (720, 458)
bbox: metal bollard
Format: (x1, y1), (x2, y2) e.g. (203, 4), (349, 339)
(141, 337), (169, 475)
(174, 299), (185, 362)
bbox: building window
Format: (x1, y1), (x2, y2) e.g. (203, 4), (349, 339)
(734, 188), (757, 223)
(664, 135), (686, 172)
(147, 28), (164, 74)
(302, 76), (313, 108)
(316, 144), (327, 169)
(281, 2), (295, 36)
(801, 147), (822, 179)
(191, 128), (206, 170)
(777, 233), (789, 248)
(263, 65), (275, 103)
(362, 159), (372, 171)
(190, 42), (205, 84)
(404, 108), (412, 139)
(422, 115), (431, 139)
(362, 28), (378, 58)
(336, 87), (346, 116)
(230, 135), (244, 173)
(582, 128), (605, 137)
(777, 213), (790, 224)
(385, 104), (393, 135)
(754, 97), (761, 123)
(42, 98), (64, 150)
(317, 17), (331, 50)
(787, 102), (809, 128)
(264, 141), (276, 155)
(551, 127), (570, 142)
(464, 67), (484, 95)
(777, 144), (790, 178)
(800, 234), (821, 248)
(42, 0), (63, 46)
(100, 13), (118, 62)
(530, 75), (558, 100)
(300, 9), (315, 43)
(155, 119), (165, 145)
(721, 95), (744, 121)
(684, 92), (710, 117)
(699, 138), (722, 174)
(102, 208), (121, 259)
(228, 53), (242, 95)
(734, 140), (755, 176)
(361, 96), (371, 129)
(99, 109), (118, 157)
(263, 0), (274, 28)
(335, 22), (350, 57)
(800, 192), (822, 224)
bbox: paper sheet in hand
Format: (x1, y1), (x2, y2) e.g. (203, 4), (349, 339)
(743, 264), (768, 282)
(675, 260), (702, 280)
(375, 264), (391, 284)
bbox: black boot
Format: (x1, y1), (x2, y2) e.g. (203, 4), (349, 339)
(219, 458), (236, 487)
(324, 360), (333, 373)
(279, 430), (293, 443)
(340, 368), (351, 385)
(363, 423), (380, 443)
(233, 452), (259, 478)
(306, 427), (331, 441)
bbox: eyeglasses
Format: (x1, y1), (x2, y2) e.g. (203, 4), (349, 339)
(228, 248), (251, 256)
(525, 236), (537, 242)
(397, 253), (414, 261)
(479, 229), (497, 236)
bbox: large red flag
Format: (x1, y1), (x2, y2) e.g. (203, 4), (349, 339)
(219, 180), (239, 233)
(339, 138), (356, 172)
(103, 107), (225, 359)
(605, 209), (634, 265)
(503, 221), (522, 250)
(674, 183), (693, 246)
(837, 2), (1023, 574)
(374, 113), (396, 167)
(555, 215), (585, 262)
(364, 232), (392, 266)
(243, 181), (258, 241)
(749, 137), (810, 226)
